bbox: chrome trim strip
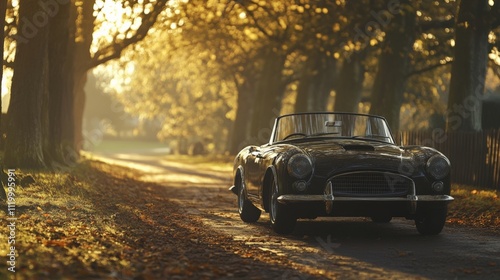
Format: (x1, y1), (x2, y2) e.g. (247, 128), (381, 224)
(330, 170), (414, 180)
(416, 195), (454, 201)
(277, 195), (325, 202)
(277, 194), (454, 204)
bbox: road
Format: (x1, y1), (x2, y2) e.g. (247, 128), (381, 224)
(88, 147), (500, 279)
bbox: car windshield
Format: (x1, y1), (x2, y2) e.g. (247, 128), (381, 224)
(272, 113), (394, 144)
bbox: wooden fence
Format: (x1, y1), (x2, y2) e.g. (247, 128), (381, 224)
(395, 130), (500, 190)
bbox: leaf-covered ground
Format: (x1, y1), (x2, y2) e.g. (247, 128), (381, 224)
(447, 185), (500, 229)
(0, 161), (318, 280)
(0, 159), (498, 279)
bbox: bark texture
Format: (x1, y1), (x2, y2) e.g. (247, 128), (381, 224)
(446, 0), (489, 132)
(229, 75), (256, 154)
(249, 48), (286, 144)
(5, 1), (49, 168)
(48, 0), (75, 166)
(294, 54), (337, 113)
(369, 1), (416, 131)
(334, 52), (365, 113)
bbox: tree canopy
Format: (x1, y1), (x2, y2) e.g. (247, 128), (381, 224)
(2, 0), (500, 164)
(97, 0), (500, 153)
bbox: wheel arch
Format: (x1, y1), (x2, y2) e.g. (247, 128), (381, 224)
(262, 166), (278, 212)
(234, 165), (245, 192)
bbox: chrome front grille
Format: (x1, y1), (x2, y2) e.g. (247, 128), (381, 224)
(330, 171), (412, 197)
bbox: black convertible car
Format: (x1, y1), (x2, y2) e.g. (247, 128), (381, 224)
(229, 112), (454, 235)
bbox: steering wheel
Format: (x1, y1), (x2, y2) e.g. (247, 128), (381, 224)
(283, 133), (307, 140)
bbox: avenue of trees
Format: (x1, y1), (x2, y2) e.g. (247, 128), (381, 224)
(2, 0), (500, 167)
(1, 0), (169, 168)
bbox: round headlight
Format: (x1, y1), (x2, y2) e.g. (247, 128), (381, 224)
(426, 154), (450, 180)
(287, 154), (313, 179)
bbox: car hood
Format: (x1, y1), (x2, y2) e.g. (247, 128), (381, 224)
(292, 139), (421, 177)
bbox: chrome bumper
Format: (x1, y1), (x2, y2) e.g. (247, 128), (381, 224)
(277, 181), (454, 215)
(277, 194), (455, 203)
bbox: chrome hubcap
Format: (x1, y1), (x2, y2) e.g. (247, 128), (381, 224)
(270, 185), (277, 222)
(238, 185), (245, 213)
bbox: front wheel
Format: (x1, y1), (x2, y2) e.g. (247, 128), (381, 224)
(269, 178), (296, 234)
(415, 206), (447, 235)
(238, 183), (261, 223)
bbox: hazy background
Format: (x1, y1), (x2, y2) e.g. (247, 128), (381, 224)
(1, 0), (500, 165)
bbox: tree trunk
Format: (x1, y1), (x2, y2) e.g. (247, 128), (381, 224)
(48, 0), (74, 167)
(0, 0), (7, 200)
(73, 0), (95, 151)
(5, 1), (49, 169)
(369, 1), (416, 131)
(294, 55), (317, 113)
(447, 0), (489, 132)
(310, 56), (337, 112)
(249, 49), (286, 144)
(229, 76), (256, 154)
(73, 71), (87, 150)
(334, 52), (366, 113)
(61, 3), (78, 163)
(294, 78), (312, 113)
(0, 0), (6, 125)
(295, 54), (337, 113)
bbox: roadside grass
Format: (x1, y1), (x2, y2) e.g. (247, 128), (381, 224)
(0, 162), (133, 279)
(448, 185), (500, 229)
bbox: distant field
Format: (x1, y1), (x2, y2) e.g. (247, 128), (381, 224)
(85, 139), (234, 171)
(85, 139), (171, 154)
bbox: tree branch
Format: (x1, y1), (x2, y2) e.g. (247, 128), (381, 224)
(406, 59), (453, 78)
(239, 6), (273, 38)
(89, 0), (169, 69)
(417, 18), (455, 32)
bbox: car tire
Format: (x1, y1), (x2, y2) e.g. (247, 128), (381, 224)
(371, 216), (392, 223)
(269, 178), (296, 234)
(415, 206), (447, 235)
(238, 183), (261, 223)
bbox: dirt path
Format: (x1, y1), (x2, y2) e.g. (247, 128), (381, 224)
(88, 151), (500, 280)
(78, 155), (326, 280)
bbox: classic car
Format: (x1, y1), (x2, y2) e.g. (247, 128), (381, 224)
(229, 112), (454, 235)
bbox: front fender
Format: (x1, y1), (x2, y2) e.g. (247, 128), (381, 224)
(229, 165), (245, 195)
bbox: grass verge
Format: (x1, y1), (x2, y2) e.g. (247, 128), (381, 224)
(448, 185), (500, 229)
(0, 162), (134, 279)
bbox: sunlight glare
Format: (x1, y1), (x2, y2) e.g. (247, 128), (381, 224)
(92, 0), (150, 55)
